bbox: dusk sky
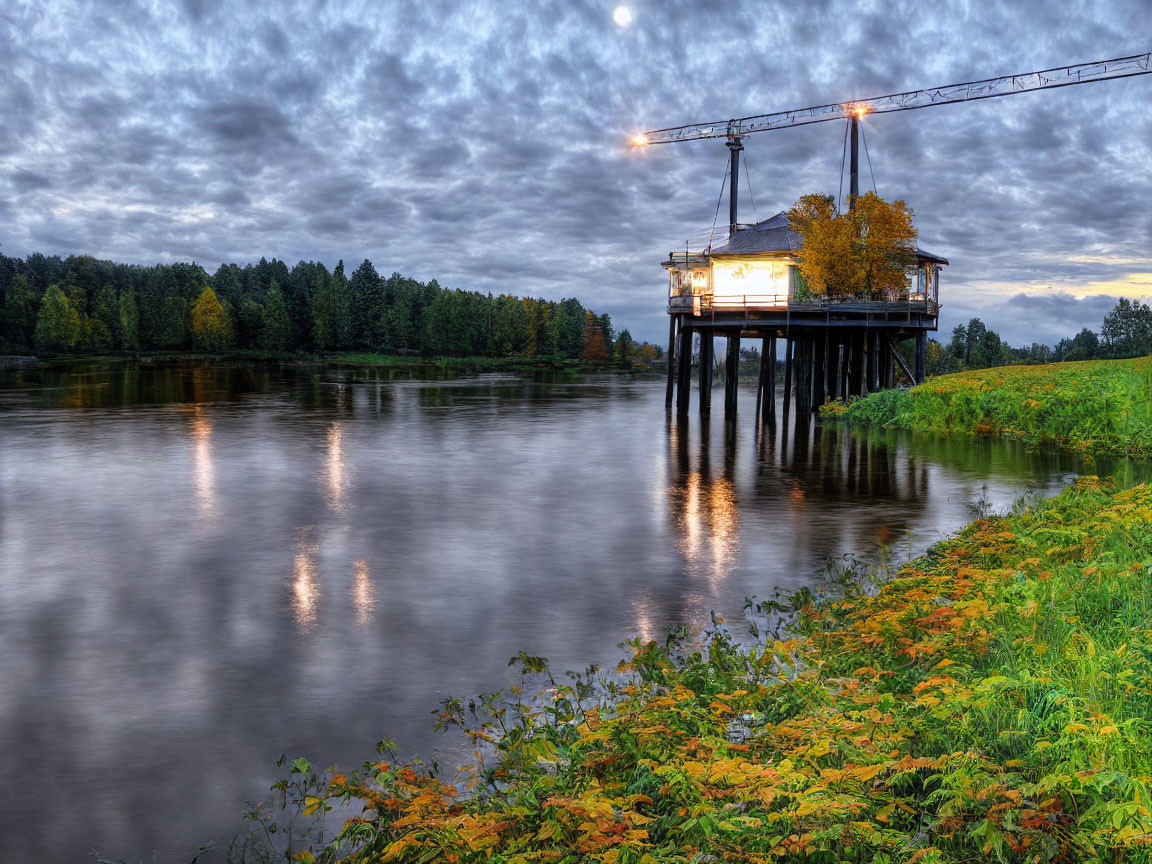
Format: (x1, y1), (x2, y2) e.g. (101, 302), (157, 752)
(2, 0), (1150, 346)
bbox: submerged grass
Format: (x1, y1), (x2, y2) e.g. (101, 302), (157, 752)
(241, 479), (1152, 863)
(833, 357), (1152, 459)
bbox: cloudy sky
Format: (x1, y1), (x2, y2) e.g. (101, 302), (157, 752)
(1, 0), (1150, 346)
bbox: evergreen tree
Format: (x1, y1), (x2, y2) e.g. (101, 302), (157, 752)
(2, 274), (38, 349)
(119, 291), (140, 351)
(310, 264), (337, 351)
(331, 260), (352, 350)
(261, 283), (292, 351)
(348, 259), (384, 349)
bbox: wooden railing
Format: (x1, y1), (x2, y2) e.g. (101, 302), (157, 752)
(668, 293), (939, 315)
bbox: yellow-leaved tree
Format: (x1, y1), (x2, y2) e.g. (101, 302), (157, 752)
(788, 192), (917, 299)
(190, 286), (234, 351)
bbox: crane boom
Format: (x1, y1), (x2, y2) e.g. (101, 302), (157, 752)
(636, 51), (1151, 145)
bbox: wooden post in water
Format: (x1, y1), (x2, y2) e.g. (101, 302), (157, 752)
(724, 333), (740, 416)
(699, 330), (714, 415)
(764, 335), (777, 424)
(849, 332), (864, 397)
(782, 338), (794, 419)
(827, 337), (839, 401)
(665, 316), (678, 408)
(843, 340), (852, 405)
(676, 326), (692, 415)
(812, 332), (826, 411)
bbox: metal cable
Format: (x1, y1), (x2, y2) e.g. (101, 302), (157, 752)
(742, 150), (757, 220)
(837, 120), (848, 213)
(707, 152), (730, 251)
(861, 122), (878, 195)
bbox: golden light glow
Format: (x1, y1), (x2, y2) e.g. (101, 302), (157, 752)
(675, 472), (740, 583)
(352, 559), (376, 626)
(325, 421), (346, 511)
(711, 258), (791, 300)
(189, 407), (214, 515)
(843, 102), (869, 119)
(292, 538), (319, 631)
(631, 133), (649, 147)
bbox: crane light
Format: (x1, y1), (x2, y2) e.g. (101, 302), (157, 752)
(632, 134), (650, 147)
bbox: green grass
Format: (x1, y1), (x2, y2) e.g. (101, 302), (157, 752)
(834, 357), (1152, 459)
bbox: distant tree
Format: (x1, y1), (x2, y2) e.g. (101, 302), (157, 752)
(581, 311), (611, 363)
(310, 264), (338, 351)
(156, 296), (187, 348)
(349, 259), (384, 349)
(190, 286), (233, 351)
(119, 291), (140, 351)
(1101, 298), (1152, 358)
(1065, 327), (1100, 361)
(261, 283), (292, 351)
(34, 285), (83, 351)
(2, 274), (39, 349)
(616, 328), (634, 366)
(331, 260), (352, 350)
(237, 299), (265, 348)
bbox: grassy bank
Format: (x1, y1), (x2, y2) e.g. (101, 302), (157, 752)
(830, 358), (1152, 459)
(243, 478), (1152, 863)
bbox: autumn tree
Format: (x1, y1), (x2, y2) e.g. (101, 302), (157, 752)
(788, 192), (917, 299)
(34, 285), (83, 351)
(190, 285), (233, 351)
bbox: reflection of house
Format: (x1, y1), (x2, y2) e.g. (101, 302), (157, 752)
(663, 212), (948, 418)
(664, 212), (947, 315)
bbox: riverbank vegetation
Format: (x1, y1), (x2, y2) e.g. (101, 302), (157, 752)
(925, 299), (1152, 378)
(833, 357), (1152, 459)
(0, 253), (661, 366)
(241, 477), (1152, 862)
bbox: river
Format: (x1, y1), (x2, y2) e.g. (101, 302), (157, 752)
(0, 362), (1097, 860)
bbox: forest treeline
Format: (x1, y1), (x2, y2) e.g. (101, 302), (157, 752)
(0, 252), (662, 365)
(926, 297), (1152, 376)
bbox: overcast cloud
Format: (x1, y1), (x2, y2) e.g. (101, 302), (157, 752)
(1, 0), (1149, 346)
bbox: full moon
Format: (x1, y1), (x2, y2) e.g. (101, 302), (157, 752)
(613, 6), (632, 27)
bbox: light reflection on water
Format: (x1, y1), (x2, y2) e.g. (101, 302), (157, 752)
(0, 361), (1120, 862)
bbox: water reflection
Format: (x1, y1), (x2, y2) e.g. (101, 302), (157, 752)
(352, 559), (375, 626)
(292, 532), (320, 631)
(326, 422), (347, 511)
(188, 406), (215, 516)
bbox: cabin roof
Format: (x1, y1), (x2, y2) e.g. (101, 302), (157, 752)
(707, 211), (950, 265)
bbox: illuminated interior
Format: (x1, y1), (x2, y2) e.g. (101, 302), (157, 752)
(711, 258), (792, 302)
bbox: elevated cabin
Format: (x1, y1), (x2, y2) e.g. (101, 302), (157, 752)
(663, 212), (946, 318)
(662, 212), (949, 419)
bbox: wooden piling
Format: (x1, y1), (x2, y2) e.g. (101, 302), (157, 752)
(724, 333), (740, 416)
(665, 316), (677, 408)
(765, 335), (777, 425)
(699, 330), (714, 415)
(915, 331), (927, 383)
(812, 332), (826, 411)
(675, 326), (692, 415)
(782, 339), (793, 419)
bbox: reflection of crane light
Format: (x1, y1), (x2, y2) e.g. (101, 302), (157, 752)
(292, 542), (319, 631)
(190, 408), (214, 515)
(353, 559), (375, 626)
(325, 422), (346, 511)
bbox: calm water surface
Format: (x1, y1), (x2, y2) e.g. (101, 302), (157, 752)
(0, 363), (1096, 860)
